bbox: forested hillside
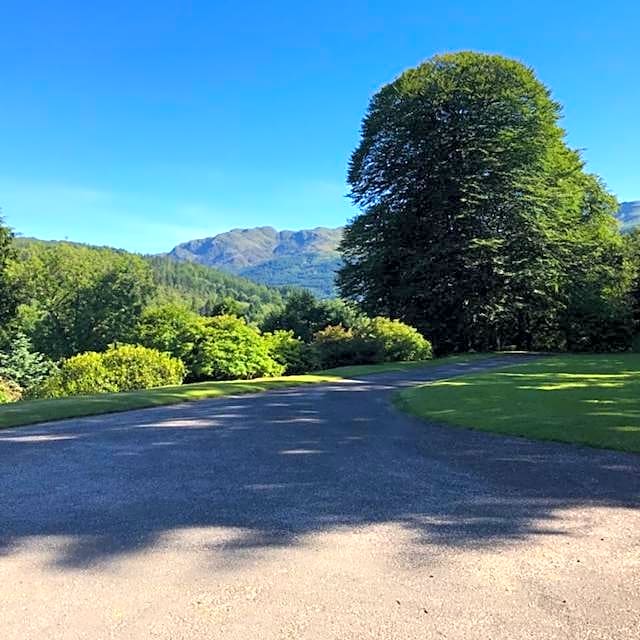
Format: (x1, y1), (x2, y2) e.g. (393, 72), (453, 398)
(168, 226), (343, 297)
(619, 201), (640, 231)
(1, 228), (432, 403)
(12, 238), (287, 336)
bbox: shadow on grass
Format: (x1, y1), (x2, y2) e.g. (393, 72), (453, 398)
(0, 353), (637, 570)
(400, 354), (640, 453)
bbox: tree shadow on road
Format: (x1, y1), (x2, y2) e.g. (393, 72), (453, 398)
(1, 358), (638, 569)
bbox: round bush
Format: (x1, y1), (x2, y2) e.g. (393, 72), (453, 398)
(312, 325), (379, 369)
(190, 315), (284, 380)
(0, 377), (23, 403)
(39, 351), (116, 397)
(100, 344), (186, 392)
(38, 345), (185, 397)
(354, 317), (432, 362)
(263, 330), (313, 374)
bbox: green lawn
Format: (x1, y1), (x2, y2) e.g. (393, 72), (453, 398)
(396, 354), (640, 453)
(0, 356), (486, 430)
(0, 374), (343, 430)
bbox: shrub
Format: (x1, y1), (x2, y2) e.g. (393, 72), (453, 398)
(311, 318), (432, 369)
(138, 307), (286, 381)
(136, 304), (205, 366)
(190, 315), (284, 380)
(312, 324), (379, 369)
(38, 345), (185, 398)
(261, 290), (360, 342)
(38, 351), (116, 398)
(100, 344), (186, 392)
(0, 377), (23, 403)
(353, 317), (432, 362)
(263, 330), (314, 374)
(0, 332), (54, 397)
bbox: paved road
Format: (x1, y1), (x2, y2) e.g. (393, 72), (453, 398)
(1, 356), (639, 639)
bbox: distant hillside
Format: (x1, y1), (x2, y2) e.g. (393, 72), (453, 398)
(618, 201), (640, 231)
(168, 226), (343, 297)
(167, 204), (640, 297)
(15, 237), (286, 318)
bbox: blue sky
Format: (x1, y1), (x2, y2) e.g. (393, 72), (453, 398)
(2, 0), (638, 253)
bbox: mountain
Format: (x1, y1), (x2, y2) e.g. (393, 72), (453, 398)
(165, 202), (638, 298)
(618, 201), (640, 231)
(168, 226), (344, 297)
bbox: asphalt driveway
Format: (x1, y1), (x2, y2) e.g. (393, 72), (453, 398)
(1, 356), (639, 639)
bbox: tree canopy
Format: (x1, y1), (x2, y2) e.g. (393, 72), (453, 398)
(339, 51), (631, 352)
(0, 214), (17, 328)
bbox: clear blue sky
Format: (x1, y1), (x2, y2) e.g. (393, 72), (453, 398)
(2, 0), (638, 253)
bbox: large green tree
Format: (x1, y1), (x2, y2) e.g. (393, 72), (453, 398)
(261, 289), (358, 342)
(12, 241), (155, 359)
(0, 213), (17, 328)
(339, 52), (627, 352)
(627, 228), (640, 341)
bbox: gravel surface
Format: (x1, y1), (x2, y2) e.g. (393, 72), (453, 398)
(1, 355), (639, 639)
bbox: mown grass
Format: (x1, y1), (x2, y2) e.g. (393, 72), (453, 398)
(0, 354), (499, 430)
(396, 354), (640, 453)
(0, 375), (343, 429)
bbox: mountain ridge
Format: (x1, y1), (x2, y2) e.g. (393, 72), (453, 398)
(168, 225), (344, 297)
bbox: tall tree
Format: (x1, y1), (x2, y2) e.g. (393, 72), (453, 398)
(0, 213), (17, 328)
(261, 290), (358, 342)
(12, 241), (155, 359)
(339, 52), (625, 352)
(626, 228), (640, 339)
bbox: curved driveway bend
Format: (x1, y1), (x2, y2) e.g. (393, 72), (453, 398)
(1, 356), (639, 639)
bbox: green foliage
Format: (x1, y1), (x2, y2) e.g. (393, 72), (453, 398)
(0, 214), (18, 327)
(99, 344), (186, 392)
(311, 317), (432, 368)
(12, 239), (155, 359)
(261, 289), (359, 342)
(340, 51), (631, 353)
(11, 239), (288, 361)
(136, 303), (205, 368)
(138, 305), (283, 380)
(263, 330), (314, 374)
(189, 315), (284, 381)
(39, 351), (115, 397)
(147, 255), (284, 322)
(200, 295), (250, 318)
(0, 377), (23, 403)
(39, 344), (185, 398)
(626, 229), (640, 336)
(0, 332), (54, 397)
(354, 317), (433, 362)
(311, 325), (379, 369)
(239, 254), (342, 298)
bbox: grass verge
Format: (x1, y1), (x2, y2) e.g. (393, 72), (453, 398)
(0, 355), (485, 430)
(396, 354), (640, 453)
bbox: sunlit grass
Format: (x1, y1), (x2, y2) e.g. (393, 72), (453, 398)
(0, 375), (342, 429)
(396, 354), (640, 453)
